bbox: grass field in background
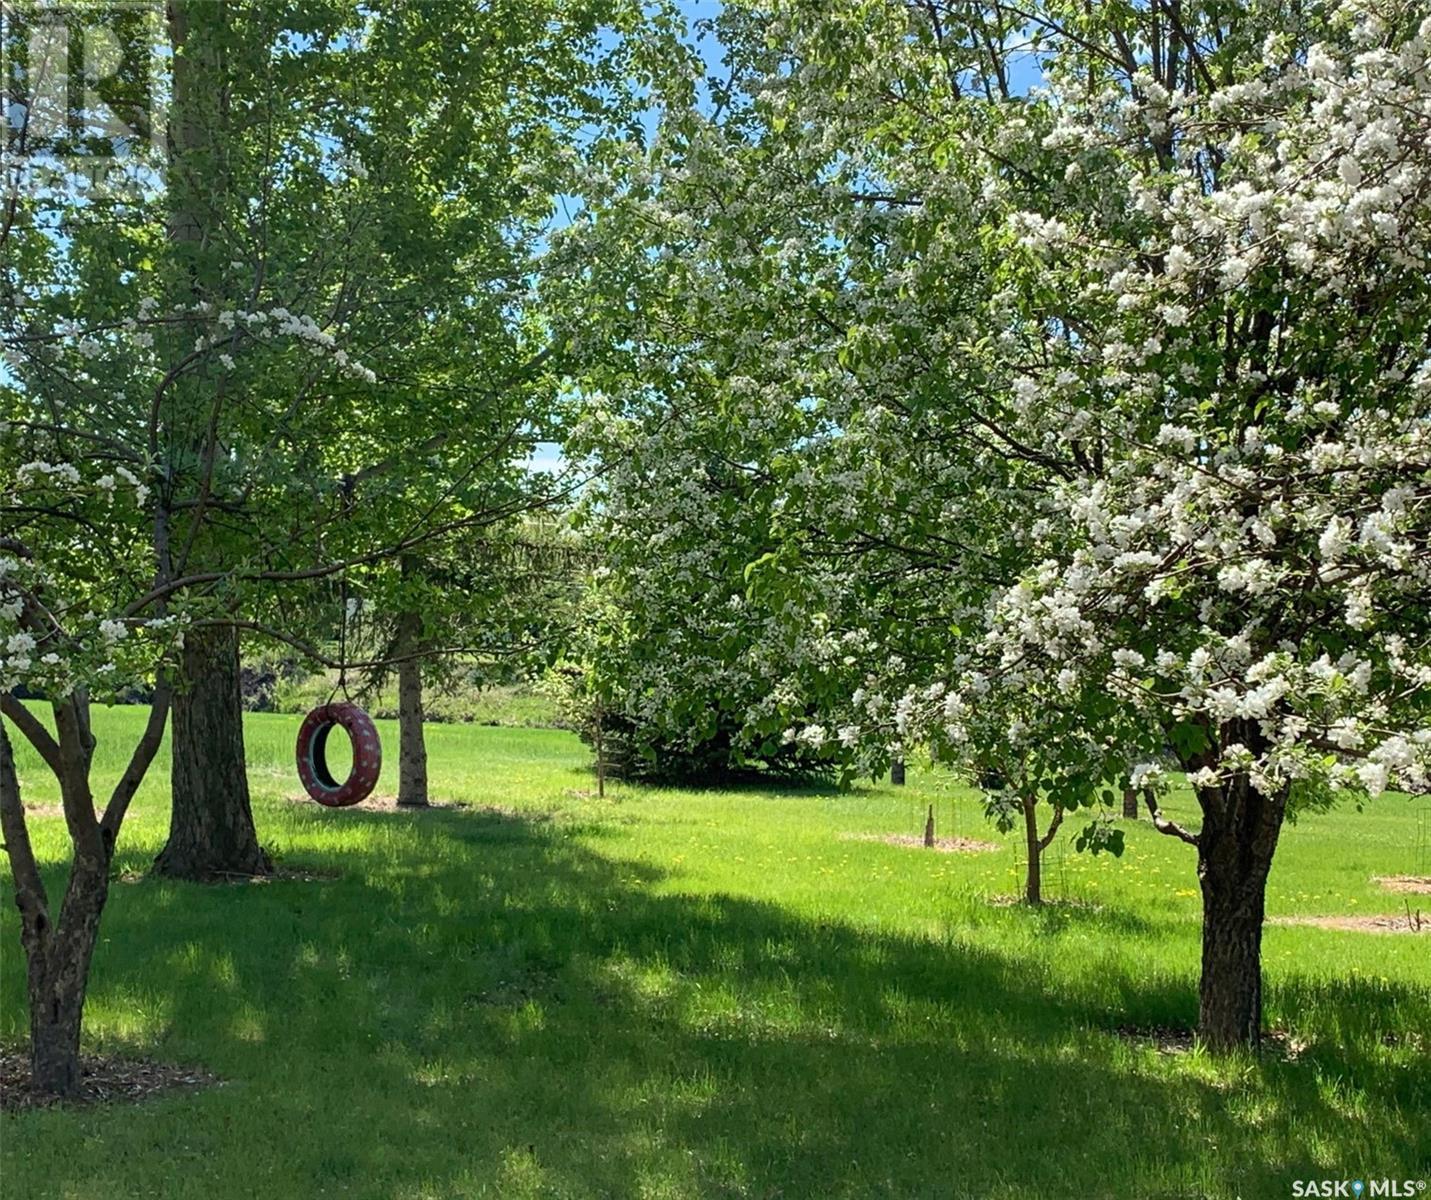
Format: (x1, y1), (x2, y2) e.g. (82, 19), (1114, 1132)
(1, 705), (1428, 1200)
(269, 675), (563, 728)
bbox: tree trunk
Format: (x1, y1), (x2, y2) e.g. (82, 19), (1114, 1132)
(396, 609), (429, 807)
(27, 982), (83, 1098)
(890, 757), (906, 786)
(154, 3), (263, 879)
(1196, 773), (1286, 1051)
(154, 624), (270, 879)
(2, 714), (110, 1099)
(27, 863), (108, 1097)
(1122, 786), (1139, 819)
(594, 700), (605, 799)
(1021, 795), (1042, 905)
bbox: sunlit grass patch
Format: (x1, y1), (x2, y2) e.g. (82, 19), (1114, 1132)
(2, 706), (1428, 1198)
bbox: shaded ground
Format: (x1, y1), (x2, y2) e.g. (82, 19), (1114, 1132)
(286, 792), (541, 817)
(3, 712), (1429, 1199)
(0, 1050), (219, 1113)
(308, 793), (476, 813)
(117, 864), (341, 885)
(1113, 1026), (1308, 1060)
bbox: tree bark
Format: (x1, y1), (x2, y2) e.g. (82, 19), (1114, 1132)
(594, 699), (605, 799)
(154, 624), (270, 879)
(1122, 786), (1139, 819)
(3, 702), (150, 1099)
(1021, 794), (1042, 905)
(27, 860), (108, 1096)
(890, 757), (906, 786)
(153, 2), (264, 879)
(1195, 773), (1286, 1051)
(28, 986), (84, 1097)
(396, 608), (429, 807)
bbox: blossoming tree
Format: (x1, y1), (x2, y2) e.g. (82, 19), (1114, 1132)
(563, 0), (1431, 1049)
(798, 0), (1431, 1048)
(0, 460), (179, 1096)
(550, 391), (873, 781)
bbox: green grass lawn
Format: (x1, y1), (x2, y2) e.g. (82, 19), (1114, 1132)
(270, 676), (564, 728)
(2, 706), (1428, 1199)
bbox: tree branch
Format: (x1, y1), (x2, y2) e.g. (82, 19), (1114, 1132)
(1037, 802), (1066, 851)
(341, 344), (558, 490)
(50, 695), (103, 860)
(215, 619), (546, 671)
(1143, 790), (1200, 847)
(849, 191), (925, 207)
(0, 692), (63, 776)
(0, 715), (49, 919)
(100, 679), (172, 840)
(118, 499), (568, 619)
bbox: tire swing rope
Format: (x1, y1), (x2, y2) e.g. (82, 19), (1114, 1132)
(296, 578), (381, 807)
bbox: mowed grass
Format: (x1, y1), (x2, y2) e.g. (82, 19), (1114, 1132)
(271, 676), (563, 728)
(2, 705), (1428, 1200)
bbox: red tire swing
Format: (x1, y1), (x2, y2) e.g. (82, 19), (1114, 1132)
(296, 701), (382, 807)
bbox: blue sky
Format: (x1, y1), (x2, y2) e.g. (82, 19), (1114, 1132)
(525, 0), (722, 476)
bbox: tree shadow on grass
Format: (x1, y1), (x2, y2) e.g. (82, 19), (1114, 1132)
(985, 893), (1165, 939)
(3, 807), (1428, 1200)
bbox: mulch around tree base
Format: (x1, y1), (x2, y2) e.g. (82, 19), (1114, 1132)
(118, 865), (341, 886)
(0, 1050), (220, 1112)
(840, 832), (1001, 853)
(1112, 1025), (1308, 1059)
(987, 895), (1101, 910)
(216, 866), (342, 884)
(1268, 914), (1429, 934)
(1373, 875), (1431, 894)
